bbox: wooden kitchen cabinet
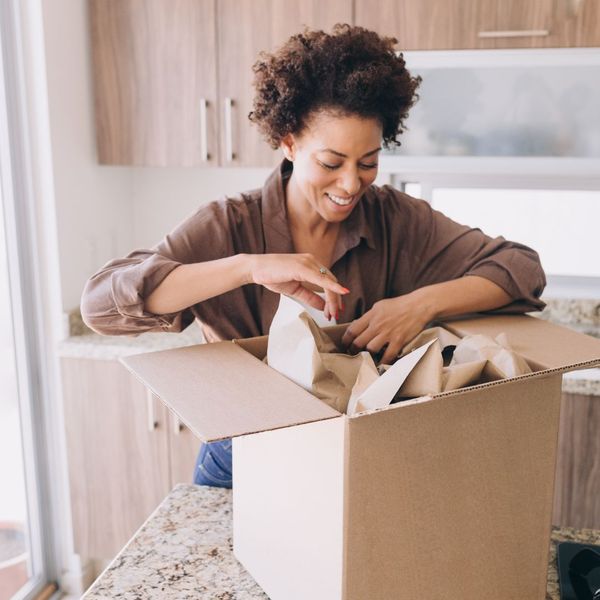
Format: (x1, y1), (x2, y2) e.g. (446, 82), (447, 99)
(355, 0), (600, 50)
(354, 0), (493, 50)
(90, 0), (219, 166)
(89, 0), (352, 167)
(90, 0), (600, 167)
(215, 0), (353, 167)
(168, 411), (203, 485)
(62, 357), (201, 559)
(483, 0), (600, 49)
(552, 392), (600, 530)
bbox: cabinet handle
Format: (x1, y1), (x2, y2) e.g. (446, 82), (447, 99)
(478, 29), (550, 38)
(199, 98), (209, 162)
(224, 97), (234, 162)
(146, 389), (158, 432)
(173, 414), (184, 435)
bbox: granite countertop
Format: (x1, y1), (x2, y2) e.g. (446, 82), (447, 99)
(82, 483), (600, 600)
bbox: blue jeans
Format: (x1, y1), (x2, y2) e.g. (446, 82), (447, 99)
(193, 439), (233, 488)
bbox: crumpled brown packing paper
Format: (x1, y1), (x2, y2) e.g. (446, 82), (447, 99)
(266, 295), (532, 416)
(392, 327), (532, 399)
(267, 296), (432, 414)
(267, 295), (379, 413)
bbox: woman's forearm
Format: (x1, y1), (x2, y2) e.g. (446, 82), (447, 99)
(145, 254), (250, 314)
(411, 275), (514, 322)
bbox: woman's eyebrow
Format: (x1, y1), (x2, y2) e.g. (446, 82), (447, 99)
(318, 147), (382, 158)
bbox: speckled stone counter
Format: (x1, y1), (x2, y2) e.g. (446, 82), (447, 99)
(533, 298), (600, 396)
(82, 484), (266, 600)
(537, 298), (600, 337)
(58, 324), (205, 360)
(83, 483), (599, 600)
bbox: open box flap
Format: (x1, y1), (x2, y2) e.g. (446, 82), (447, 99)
(121, 341), (340, 442)
(439, 313), (600, 373)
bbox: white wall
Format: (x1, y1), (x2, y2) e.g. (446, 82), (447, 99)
(42, 0), (132, 313)
(130, 167), (271, 248)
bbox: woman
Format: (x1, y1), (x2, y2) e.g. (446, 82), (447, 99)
(81, 24), (546, 489)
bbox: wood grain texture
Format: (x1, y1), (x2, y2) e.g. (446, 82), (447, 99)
(61, 358), (171, 559)
(552, 392), (600, 529)
(90, 0), (219, 166)
(168, 413), (202, 486)
(553, 0), (600, 47)
(490, 0), (554, 48)
(355, 0), (600, 50)
(216, 0), (353, 167)
(355, 0), (494, 50)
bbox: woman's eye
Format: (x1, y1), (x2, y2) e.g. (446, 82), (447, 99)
(318, 161), (340, 170)
(318, 161), (378, 171)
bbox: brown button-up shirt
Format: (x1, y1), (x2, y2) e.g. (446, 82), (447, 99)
(81, 158), (546, 341)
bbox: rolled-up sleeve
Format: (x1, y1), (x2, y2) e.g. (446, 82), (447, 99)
(81, 252), (185, 335)
(81, 198), (236, 335)
(401, 192), (547, 314)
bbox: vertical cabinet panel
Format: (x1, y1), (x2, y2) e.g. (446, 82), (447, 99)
(552, 392), (600, 530)
(167, 412), (202, 486)
(216, 0), (353, 167)
(554, 0), (600, 47)
(62, 358), (171, 559)
(90, 0), (219, 166)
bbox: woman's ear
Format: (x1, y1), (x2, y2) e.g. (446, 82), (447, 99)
(280, 133), (296, 162)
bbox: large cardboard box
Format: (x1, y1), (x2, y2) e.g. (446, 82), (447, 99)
(121, 313), (600, 600)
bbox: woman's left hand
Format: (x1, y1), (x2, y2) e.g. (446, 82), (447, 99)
(341, 292), (434, 365)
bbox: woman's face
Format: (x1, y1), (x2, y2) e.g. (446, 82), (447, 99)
(281, 110), (383, 224)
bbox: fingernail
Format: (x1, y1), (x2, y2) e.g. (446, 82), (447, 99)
(342, 288), (350, 294)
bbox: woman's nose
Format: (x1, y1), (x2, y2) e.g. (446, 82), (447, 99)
(339, 169), (361, 196)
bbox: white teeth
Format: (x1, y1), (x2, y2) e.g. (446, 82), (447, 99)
(327, 193), (354, 206)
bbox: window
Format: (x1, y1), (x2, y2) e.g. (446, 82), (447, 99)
(431, 188), (600, 279)
(0, 2), (66, 598)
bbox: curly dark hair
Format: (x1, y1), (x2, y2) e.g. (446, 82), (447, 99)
(248, 23), (422, 150)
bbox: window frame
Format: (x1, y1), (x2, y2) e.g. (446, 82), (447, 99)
(0, 1), (74, 598)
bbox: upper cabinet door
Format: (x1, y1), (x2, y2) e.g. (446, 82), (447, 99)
(480, 0), (556, 49)
(216, 0), (353, 168)
(354, 0), (492, 50)
(355, 0), (600, 51)
(90, 0), (219, 166)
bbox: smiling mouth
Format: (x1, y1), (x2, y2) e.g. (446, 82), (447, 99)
(326, 192), (356, 206)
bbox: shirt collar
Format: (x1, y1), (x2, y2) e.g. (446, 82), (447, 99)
(261, 158), (295, 254)
(261, 158), (376, 260)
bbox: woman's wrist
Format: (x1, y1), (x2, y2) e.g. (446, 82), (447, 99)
(406, 276), (514, 322)
(237, 253), (257, 286)
(403, 286), (440, 323)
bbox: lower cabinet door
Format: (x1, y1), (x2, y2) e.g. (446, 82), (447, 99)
(61, 357), (171, 559)
(167, 411), (203, 486)
(552, 392), (600, 530)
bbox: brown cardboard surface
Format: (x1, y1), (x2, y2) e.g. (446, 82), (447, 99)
(120, 342), (339, 442)
(440, 314), (600, 371)
(343, 373), (563, 600)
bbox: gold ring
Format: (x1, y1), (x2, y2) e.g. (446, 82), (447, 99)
(319, 266), (328, 275)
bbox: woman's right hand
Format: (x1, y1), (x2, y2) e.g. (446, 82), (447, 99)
(245, 253), (349, 321)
